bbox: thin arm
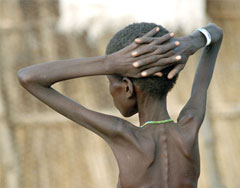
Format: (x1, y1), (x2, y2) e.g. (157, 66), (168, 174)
(178, 24), (223, 131)
(17, 56), (135, 142)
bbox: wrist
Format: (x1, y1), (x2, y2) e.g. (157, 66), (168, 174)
(198, 28), (211, 46)
(188, 30), (206, 54)
(103, 54), (117, 75)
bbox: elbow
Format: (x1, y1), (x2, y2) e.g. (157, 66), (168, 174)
(17, 68), (35, 88)
(217, 27), (223, 41)
(214, 24), (223, 41)
(17, 67), (50, 88)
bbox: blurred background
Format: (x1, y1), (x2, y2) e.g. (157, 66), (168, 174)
(0, 0), (239, 187)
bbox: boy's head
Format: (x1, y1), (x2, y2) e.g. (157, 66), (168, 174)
(106, 22), (178, 117)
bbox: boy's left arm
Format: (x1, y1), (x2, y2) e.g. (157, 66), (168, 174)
(135, 24), (223, 132)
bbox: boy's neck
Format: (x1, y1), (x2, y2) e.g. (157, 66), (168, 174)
(136, 92), (170, 126)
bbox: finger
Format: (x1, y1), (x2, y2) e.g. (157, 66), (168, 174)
(167, 64), (184, 79)
(136, 32), (175, 45)
(131, 48), (174, 61)
(143, 27), (160, 37)
(127, 41), (139, 50)
(119, 41), (139, 53)
(152, 33), (174, 45)
(154, 55), (182, 66)
(154, 41), (180, 54)
(141, 67), (166, 77)
(135, 37), (153, 44)
(133, 55), (159, 67)
(131, 44), (157, 57)
(145, 50), (174, 59)
(136, 55), (181, 71)
(158, 50), (175, 58)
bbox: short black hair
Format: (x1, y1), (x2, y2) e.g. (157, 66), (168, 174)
(106, 22), (178, 98)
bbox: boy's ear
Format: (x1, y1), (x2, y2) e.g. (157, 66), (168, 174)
(122, 77), (135, 98)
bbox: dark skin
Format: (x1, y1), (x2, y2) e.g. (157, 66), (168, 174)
(18, 23), (223, 188)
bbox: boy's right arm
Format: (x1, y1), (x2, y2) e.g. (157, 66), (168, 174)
(177, 23), (223, 133)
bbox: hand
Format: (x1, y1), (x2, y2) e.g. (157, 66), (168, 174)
(168, 23), (223, 79)
(106, 27), (181, 78)
(132, 35), (192, 79)
(167, 36), (193, 79)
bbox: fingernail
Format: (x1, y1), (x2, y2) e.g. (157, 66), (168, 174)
(154, 72), (163, 77)
(135, 38), (141, 43)
(170, 32), (174, 37)
(141, 71), (147, 77)
(176, 55), (181, 60)
(133, 62), (139, 67)
(132, 51), (137, 56)
(175, 41), (180, 46)
(156, 27), (160, 32)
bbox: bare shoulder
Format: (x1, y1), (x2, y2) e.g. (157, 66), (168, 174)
(108, 119), (139, 147)
(169, 116), (201, 155)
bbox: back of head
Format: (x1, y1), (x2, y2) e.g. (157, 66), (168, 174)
(106, 22), (178, 98)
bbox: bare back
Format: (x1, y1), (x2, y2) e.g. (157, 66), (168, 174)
(17, 23), (222, 188)
(109, 122), (200, 188)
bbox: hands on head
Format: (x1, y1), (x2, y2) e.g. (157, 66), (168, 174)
(107, 27), (192, 79)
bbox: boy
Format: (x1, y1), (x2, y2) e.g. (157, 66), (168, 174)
(18, 22), (223, 188)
